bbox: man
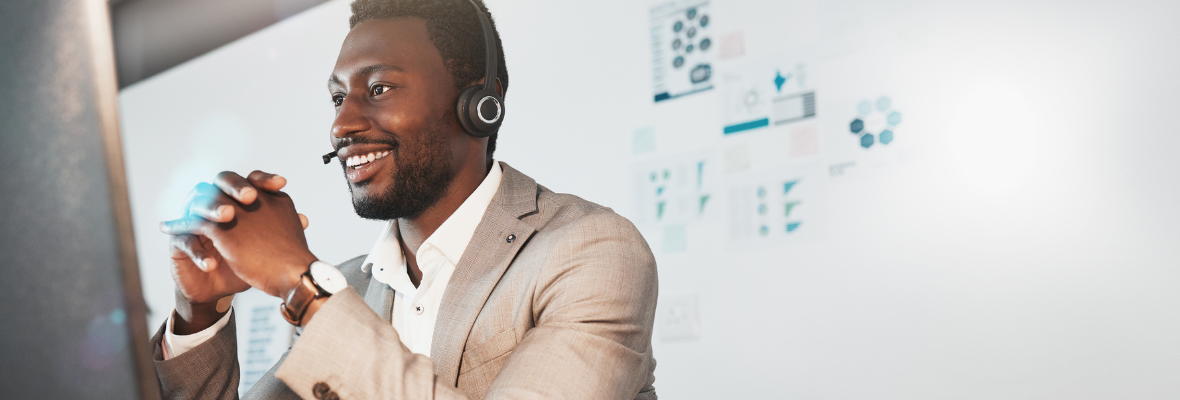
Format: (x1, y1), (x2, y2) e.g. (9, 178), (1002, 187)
(151, 0), (659, 398)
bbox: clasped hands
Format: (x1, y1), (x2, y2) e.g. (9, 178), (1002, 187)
(160, 171), (318, 333)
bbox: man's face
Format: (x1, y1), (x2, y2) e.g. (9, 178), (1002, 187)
(328, 18), (463, 220)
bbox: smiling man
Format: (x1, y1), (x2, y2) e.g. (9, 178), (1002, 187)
(149, 0), (659, 399)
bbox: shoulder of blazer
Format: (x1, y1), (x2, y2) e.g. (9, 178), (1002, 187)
(497, 161), (640, 240)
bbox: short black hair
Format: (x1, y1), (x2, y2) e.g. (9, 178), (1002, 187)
(349, 0), (508, 158)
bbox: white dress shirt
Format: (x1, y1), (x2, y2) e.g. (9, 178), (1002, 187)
(362, 161), (502, 356)
(164, 161), (503, 359)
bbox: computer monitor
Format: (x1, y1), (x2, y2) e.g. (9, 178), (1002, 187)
(0, 0), (159, 398)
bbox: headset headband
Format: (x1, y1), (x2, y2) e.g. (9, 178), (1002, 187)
(465, 0), (498, 91)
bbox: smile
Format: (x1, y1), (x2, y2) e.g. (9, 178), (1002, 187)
(346, 151), (392, 169)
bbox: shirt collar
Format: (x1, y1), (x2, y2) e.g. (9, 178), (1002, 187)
(363, 161), (504, 289)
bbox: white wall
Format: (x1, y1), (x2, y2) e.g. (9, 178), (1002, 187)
(119, 0), (1180, 398)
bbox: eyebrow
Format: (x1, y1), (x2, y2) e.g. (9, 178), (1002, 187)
(327, 64), (406, 87)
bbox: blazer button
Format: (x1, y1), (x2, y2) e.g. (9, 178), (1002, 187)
(506, 234), (516, 243)
(312, 382), (330, 399)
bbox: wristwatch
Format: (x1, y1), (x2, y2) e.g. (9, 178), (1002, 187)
(280, 261), (348, 325)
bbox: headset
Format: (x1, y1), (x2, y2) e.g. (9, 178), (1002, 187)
(455, 0), (504, 139)
(323, 0), (502, 164)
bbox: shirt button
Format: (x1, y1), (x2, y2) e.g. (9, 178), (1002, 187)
(414, 304), (424, 315)
(506, 234), (516, 243)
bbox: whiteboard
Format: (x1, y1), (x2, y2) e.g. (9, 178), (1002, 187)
(119, 0), (1180, 397)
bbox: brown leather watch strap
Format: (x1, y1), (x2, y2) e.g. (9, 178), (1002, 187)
(280, 273), (323, 325)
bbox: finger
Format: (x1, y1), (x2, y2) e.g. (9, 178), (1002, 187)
(159, 215), (214, 236)
(170, 234), (217, 271)
(247, 170), (287, 192)
(214, 171), (257, 205)
(299, 213), (309, 230)
(181, 182), (224, 216)
(186, 194), (235, 223)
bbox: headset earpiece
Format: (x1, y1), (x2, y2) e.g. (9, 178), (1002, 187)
(456, 0), (504, 139)
(456, 83), (503, 138)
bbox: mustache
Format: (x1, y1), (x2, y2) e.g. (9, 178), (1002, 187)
(335, 135), (398, 152)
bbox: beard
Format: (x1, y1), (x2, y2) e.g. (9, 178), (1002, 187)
(346, 121), (455, 221)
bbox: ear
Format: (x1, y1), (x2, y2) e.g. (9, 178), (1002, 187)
(472, 77), (505, 98)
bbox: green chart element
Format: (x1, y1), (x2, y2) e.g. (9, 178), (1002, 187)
(786, 222), (802, 232)
(784, 201), (800, 218)
(657, 201), (666, 219)
(699, 194), (710, 214)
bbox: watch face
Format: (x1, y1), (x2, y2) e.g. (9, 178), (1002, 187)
(309, 262), (348, 294)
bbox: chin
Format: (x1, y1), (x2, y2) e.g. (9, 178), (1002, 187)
(350, 185), (380, 203)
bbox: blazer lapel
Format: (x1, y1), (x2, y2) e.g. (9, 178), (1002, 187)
(431, 162), (539, 386)
(363, 223), (398, 322)
(363, 275), (395, 322)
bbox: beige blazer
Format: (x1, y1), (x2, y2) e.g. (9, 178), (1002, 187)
(151, 162), (659, 399)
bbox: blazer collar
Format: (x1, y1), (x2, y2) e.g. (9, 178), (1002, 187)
(488, 161), (540, 220)
(430, 161), (539, 386)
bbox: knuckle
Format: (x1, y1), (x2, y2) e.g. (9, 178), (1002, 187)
(170, 234), (200, 253)
(188, 195), (214, 211)
(182, 237), (202, 253)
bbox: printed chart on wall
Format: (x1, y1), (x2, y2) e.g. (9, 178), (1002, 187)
(651, 0), (715, 103)
(720, 50), (817, 137)
(820, 52), (907, 178)
(235, 290), (293, 395)
(727, 163), (826, 248)
(633, 150), (721, 227)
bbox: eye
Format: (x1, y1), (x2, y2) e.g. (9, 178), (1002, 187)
(370, 84), (392, 96)
(331, 94), (344, 107)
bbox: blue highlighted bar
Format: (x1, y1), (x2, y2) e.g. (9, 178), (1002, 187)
(782, 180), (798, 195)
(786, 222), (802, 232)
(723, 118), (769, 135)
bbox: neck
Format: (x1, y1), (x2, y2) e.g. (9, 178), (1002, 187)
(396, 156), (491, 283)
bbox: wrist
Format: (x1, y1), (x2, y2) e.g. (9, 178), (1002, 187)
(273, 254), (319, 299)
(279, 260), (345, 326)
(174, 295), (229, 335)
(300, 296), (329, 326)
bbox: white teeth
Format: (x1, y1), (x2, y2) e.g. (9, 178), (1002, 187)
(347, 152), (389, 168)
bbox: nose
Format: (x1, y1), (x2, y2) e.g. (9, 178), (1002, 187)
(331, 95), (369, 140)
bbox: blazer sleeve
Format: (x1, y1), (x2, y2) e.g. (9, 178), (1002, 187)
(153, 255), (371, 400)
(274, 211), (659, 399)
(151, 312), (242, 400)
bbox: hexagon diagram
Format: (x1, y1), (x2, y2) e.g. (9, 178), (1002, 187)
(849, 119), (864, 134)
(848, 96), (901, 150)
